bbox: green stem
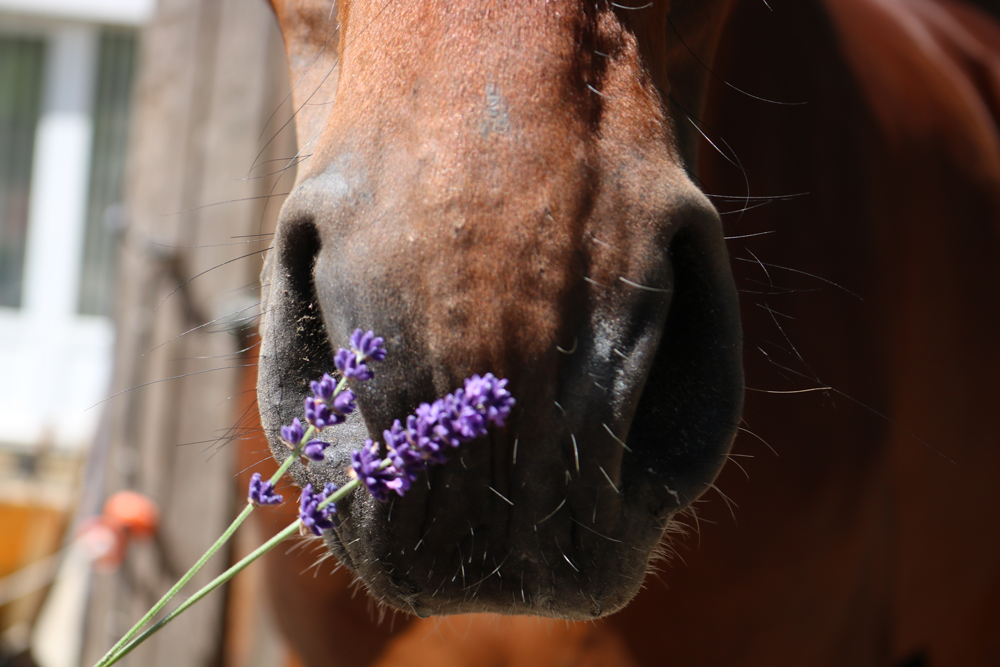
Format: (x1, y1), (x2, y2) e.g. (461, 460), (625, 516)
(94, 436), (308, 667)
(103, 518), (303, 666)
(100, 475), (370, 666)
(93, 502), (254, 667)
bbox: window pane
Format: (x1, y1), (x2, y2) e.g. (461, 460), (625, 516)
(0, 36), (45, 309)
(78, 29), (136, 317)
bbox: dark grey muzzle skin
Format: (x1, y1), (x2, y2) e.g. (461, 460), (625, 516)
(256, 159), (744, 619)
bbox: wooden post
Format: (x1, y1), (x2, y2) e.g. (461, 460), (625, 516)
(80, 0), (295, 664)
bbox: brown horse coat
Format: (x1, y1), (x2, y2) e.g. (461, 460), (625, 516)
(238, 0), (1000, 664)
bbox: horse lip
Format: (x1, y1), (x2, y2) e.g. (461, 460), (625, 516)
(259, 340), (733, 619)
(295, 381), (682, 616)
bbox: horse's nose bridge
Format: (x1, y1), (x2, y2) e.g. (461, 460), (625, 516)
(270, 66), (715, 412)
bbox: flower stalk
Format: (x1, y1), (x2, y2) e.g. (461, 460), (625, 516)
(93, 330), (513, 666)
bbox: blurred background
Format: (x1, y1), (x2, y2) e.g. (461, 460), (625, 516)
(0, 0), (299, 664)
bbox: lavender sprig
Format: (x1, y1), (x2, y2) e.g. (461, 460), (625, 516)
(97, 329), (513, 667)
(95, 331), (384, 667)
(353, 373), (515, 501)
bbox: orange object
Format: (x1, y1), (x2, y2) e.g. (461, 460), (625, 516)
(102, 490), (159, 539)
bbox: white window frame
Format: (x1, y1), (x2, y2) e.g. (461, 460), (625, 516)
(0, 2), (149, 452)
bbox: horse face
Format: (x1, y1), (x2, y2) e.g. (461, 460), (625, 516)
(259, 0), (742, 619)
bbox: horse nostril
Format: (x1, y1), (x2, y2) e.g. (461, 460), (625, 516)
(622, 223), (744, 507)
(276, 217), (322, 306)
(258, 215), (336, 458)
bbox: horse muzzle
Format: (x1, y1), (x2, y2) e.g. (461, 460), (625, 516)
(257, 155), (743, 618)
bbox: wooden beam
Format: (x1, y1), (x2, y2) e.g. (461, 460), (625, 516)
(80, 0), (294, 664)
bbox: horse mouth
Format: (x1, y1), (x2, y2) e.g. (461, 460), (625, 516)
(257, 209), (743, 619)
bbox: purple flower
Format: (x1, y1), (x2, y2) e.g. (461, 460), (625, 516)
(305, 396), (345, 429)
(444, 391), (488, 441)
(333, 329), (386, 381)
(248, 472), (283, 506)
(305, 376), (356, 431)
(332, 390), (356, 415)
(299, 483), (338, 536)
(350, 440), (397, 502)
(413, 400), (460, 447)
(384, 465), (414, 496)
(350, 329), (387, 362)
(352, 374), (516, 502)
(280, 418), (305, 448)
(406, 412), (451, 464)
(335, 348), (373, 381)
(382, 419), (409, 452)
(310, 373), (337, 401)
(302, 439), (329, 462)
(461, 373), (515, 428)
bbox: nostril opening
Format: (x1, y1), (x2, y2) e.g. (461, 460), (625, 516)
(622, 223), (743, 508)
(278, 218), (322, 312)
(258, 216), (336, 446)
(277, 218), (332, 363)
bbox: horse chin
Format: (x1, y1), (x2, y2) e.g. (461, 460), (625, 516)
(256, 217), (743, 620)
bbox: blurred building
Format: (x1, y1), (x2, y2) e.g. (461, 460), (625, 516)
(1, 0), (296, 662)
(0, 0), (151, 658)
(0, 0), (151, 456)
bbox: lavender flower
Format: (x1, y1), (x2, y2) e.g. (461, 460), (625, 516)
(384, 414), (448, 472)
(350, 440), (398, 502)
(302, 439), (330, 462)
(309, 373), (337, 401)
(443, 391), (487, 441)
(248, 472), (283, 506)
(334, 329), (387, 381)
(305, 379), (356, 430)
(335, 348), (373, 381)
(354, 373), (515, 501)
(305, 395), (341, 429)
(299, 483), (338, 536)
(350, 329), (387, 362)
(280, 418), (305, 448)
(332, 390), (356, 414)
(462, 373), (516, 428)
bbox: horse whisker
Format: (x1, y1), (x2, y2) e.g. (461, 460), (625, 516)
(618, 276), (670, 293)
(598, 466), (620, 495)
(536, 497), (567, 525)
(488, 486), (514, 506)
(603, 423), (632, 452)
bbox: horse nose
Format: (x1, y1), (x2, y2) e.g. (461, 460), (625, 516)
(267, 158), (740, 504)
(258, 104), (743, 619)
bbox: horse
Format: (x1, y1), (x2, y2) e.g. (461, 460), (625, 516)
(239, 0), (1000, 664)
